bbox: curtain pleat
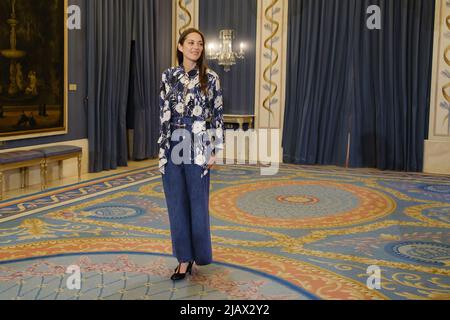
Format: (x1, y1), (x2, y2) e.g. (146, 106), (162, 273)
(283, 0), (435, 172)
(130, 0), (172, 161)
(87, 0), (132, 172)
(87, 0), (172, 170)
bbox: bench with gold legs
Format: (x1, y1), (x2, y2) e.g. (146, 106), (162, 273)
(0, 151), (45, 200)
(0, 146), (82, 200)
(32, 146), (83, 190)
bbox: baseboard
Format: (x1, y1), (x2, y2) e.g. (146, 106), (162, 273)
(424, 139), (450, 175)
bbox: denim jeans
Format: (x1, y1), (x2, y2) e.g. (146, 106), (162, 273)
(162, 118), (212, 265)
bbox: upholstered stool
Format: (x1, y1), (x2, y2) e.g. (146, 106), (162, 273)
(0, 151), (45, 200)
(33, 146), (82, 189)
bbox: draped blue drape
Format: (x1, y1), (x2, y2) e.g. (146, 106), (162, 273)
(130, 0), (172, 161)
(87, 0), (133, 172)
(87, 0), (172, 171)
(283, 0), (435, 172)
(351, 0), (435, 171)
(283, 0), (355, 166)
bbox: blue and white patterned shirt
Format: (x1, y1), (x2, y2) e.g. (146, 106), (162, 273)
(158, 65), (224, 177)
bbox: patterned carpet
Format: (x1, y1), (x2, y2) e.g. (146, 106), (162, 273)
(0, 163), (449, 300)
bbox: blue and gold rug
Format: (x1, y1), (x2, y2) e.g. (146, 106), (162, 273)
(0, 164), (449, 300)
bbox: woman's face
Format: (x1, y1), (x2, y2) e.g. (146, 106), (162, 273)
(178, 32), (204, 64)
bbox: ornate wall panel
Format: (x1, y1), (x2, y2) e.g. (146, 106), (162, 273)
(425, 0), (450, 174)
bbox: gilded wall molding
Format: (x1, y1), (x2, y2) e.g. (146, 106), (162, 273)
(254, 0), (288, 131)
(424, 0), (450, 174)
(172, 0), (199, 66)
(429, 0), (450, 139)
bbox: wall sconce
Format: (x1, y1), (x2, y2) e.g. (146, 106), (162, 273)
(207, 30), (245, 72)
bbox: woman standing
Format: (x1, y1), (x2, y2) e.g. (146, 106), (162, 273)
(158, 28), (224, 281)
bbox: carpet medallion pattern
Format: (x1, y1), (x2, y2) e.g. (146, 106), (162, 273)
(0, 164), (449, 300)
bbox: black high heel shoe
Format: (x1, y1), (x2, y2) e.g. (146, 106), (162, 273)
(171, 261), (194, 281)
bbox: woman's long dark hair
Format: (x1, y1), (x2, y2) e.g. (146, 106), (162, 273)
(177, 28), (208, 95)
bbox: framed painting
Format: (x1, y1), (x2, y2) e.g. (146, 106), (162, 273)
(0, 0), (68, 141)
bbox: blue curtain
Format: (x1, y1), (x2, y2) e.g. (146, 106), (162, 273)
(283, 0), (435, 172)
(87, 0), (133, 172)
(283, 0), (355, 166)
(130, 0), (172, 161)
(87, 0), (172, 170)
(351, 0), (435, 171)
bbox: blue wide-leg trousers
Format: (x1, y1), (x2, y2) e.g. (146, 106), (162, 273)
(162, 144), (212, 266)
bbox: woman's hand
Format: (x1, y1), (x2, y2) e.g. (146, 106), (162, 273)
(207, 155), (217, 170)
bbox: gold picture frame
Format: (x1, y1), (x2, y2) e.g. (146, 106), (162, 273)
(0, 0), (68, 141)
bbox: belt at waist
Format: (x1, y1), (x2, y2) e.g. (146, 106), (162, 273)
(171, 123), (190, 128)
(170, 117), (194, 127)
(170, 118), (211, 128)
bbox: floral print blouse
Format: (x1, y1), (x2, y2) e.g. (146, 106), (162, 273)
(158, 65), (224, 177)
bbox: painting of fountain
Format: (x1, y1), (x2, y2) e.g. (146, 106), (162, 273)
(0, 0), (38, 100)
